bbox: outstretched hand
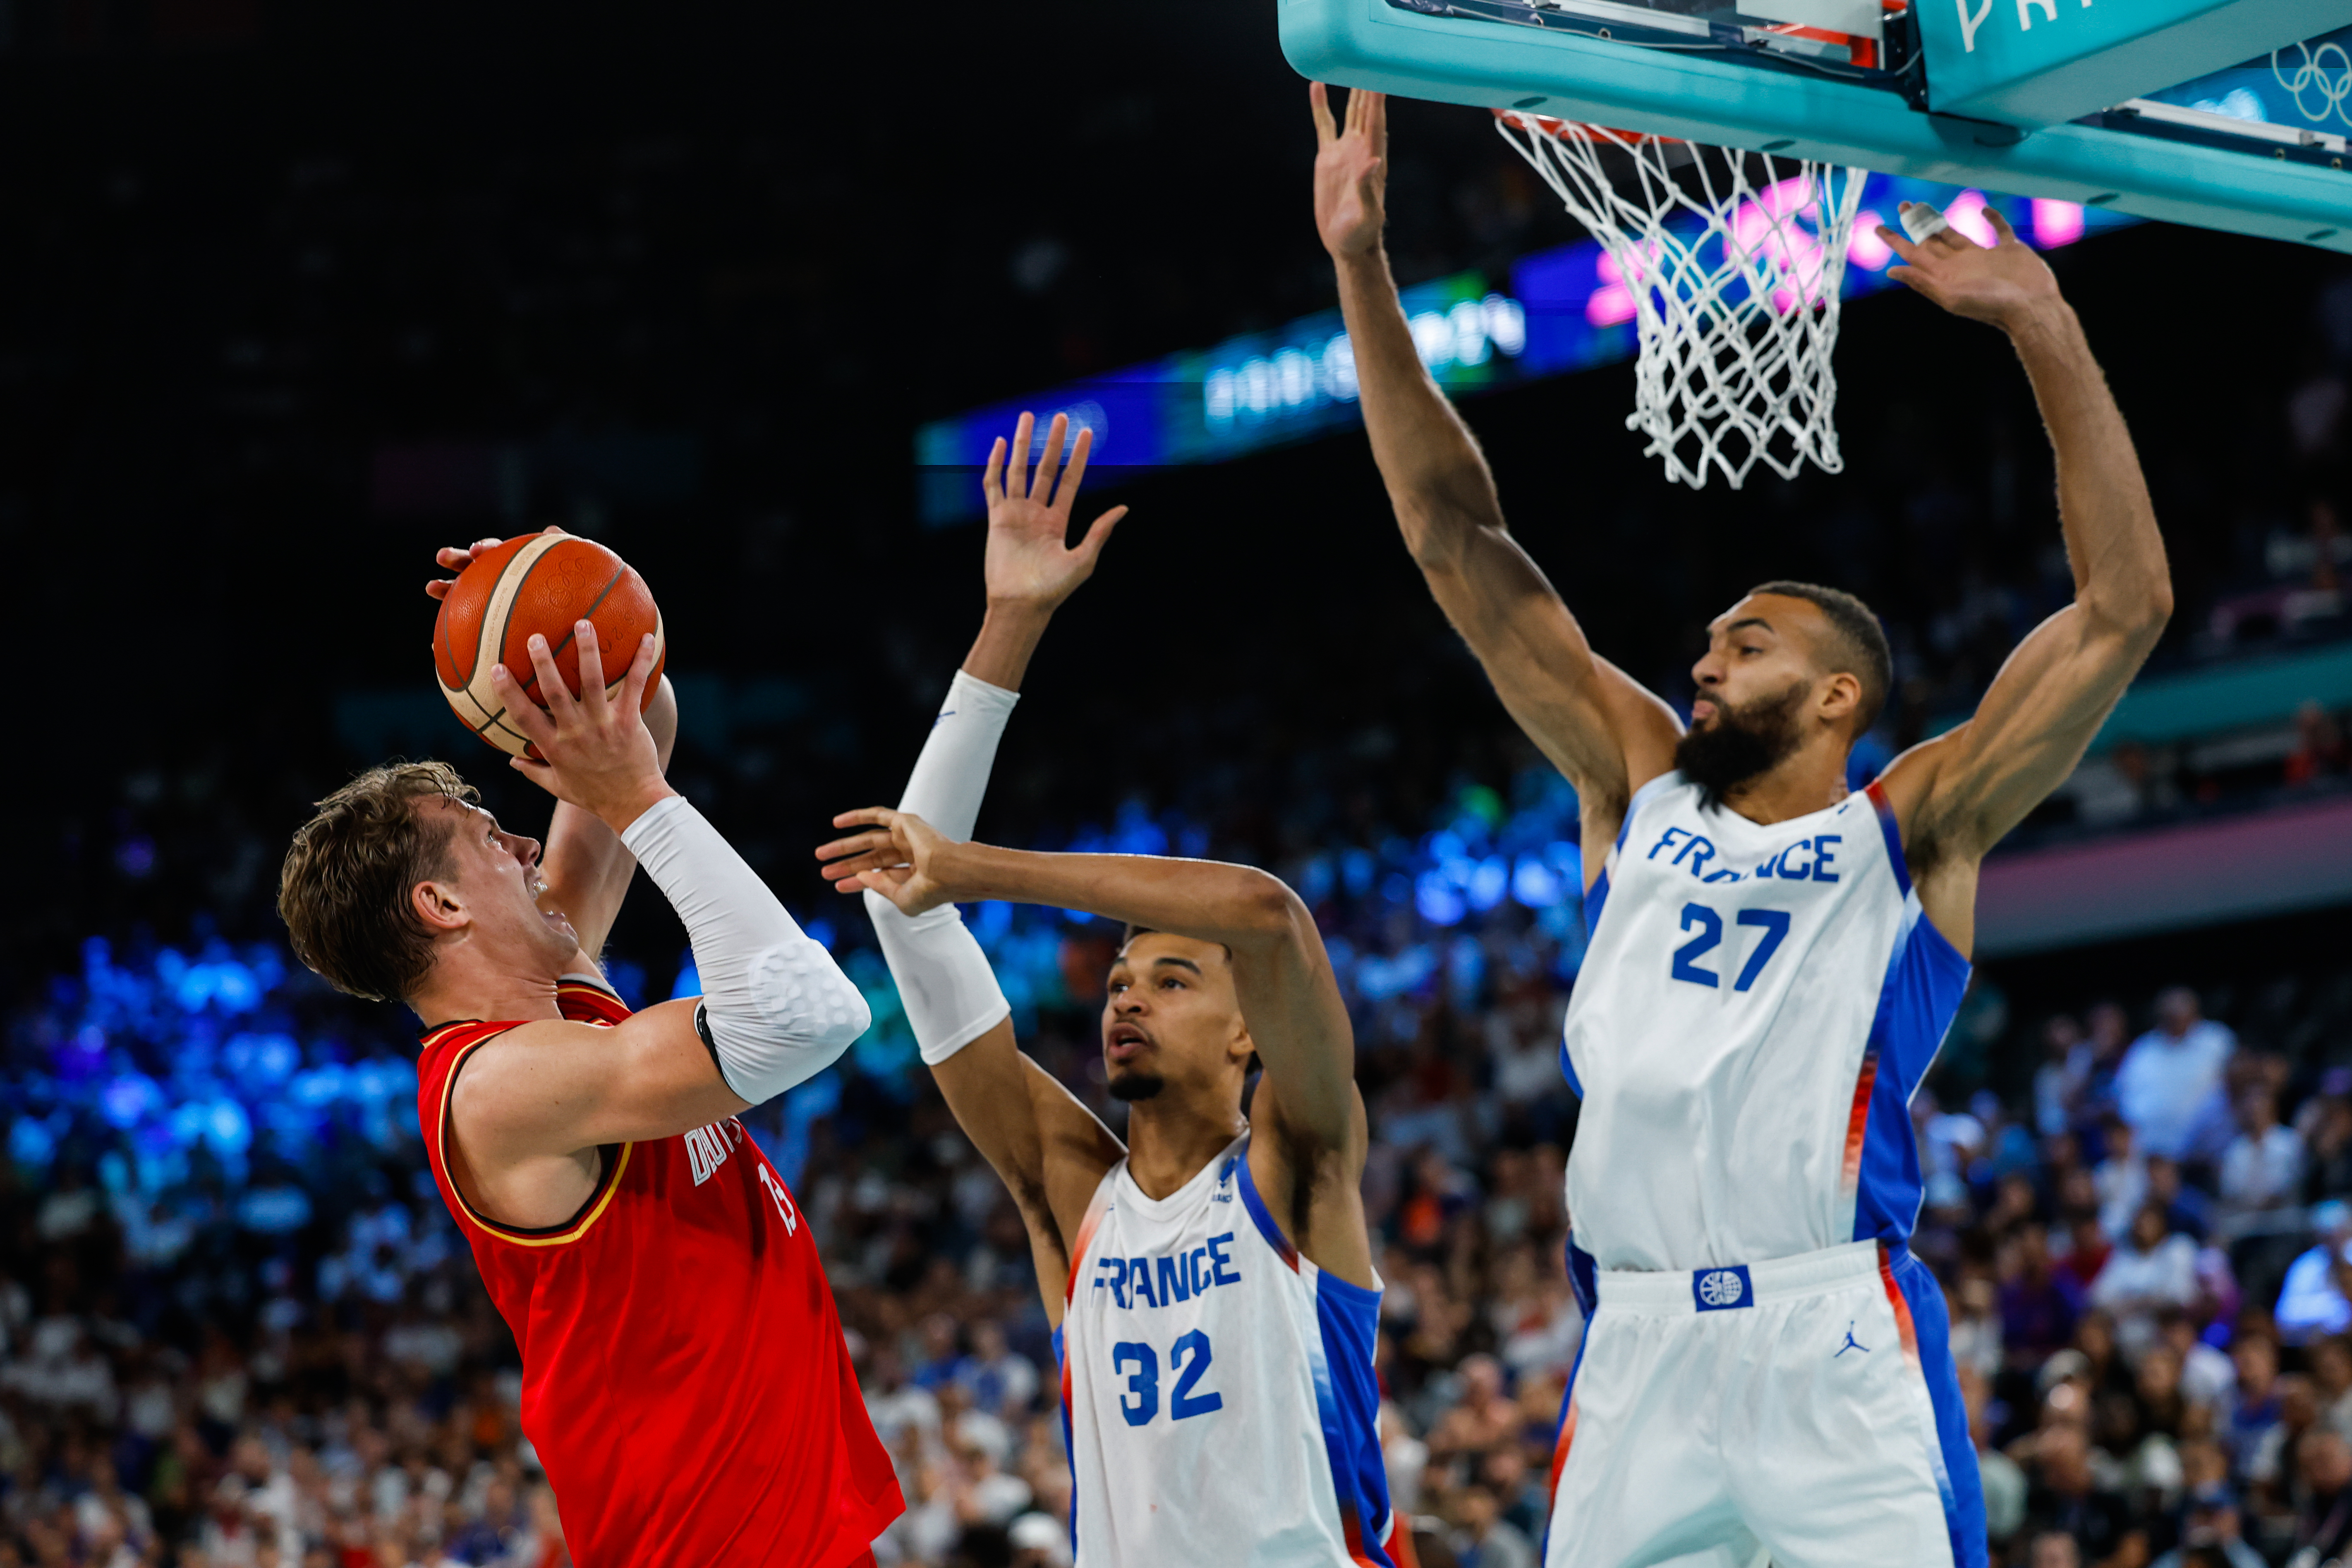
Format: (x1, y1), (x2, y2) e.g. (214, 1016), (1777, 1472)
(984, 412), (1127, 616)
(493, 621), (673, 832)
(1310, 83), (1387, 260)
(816, 808), (958, 917)
(1878, 202), (2062, 334)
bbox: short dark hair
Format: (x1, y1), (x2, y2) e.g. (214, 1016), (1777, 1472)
(1119, 924), (1232, 963)
(1111, 925), (1257, 1075)
(279, 761), (477, 1002)
(1748, 580), (1893, 735)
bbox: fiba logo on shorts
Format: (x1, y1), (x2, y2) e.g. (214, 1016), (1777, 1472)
(1691, 1264), (1754, 1311)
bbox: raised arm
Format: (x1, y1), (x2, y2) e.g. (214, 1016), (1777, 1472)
(426, 528), (678, 969)
(447, 624), (867, 1226)
(1312, 84), (1681, 844)
(829, 819), (1359, 1166)
(863, 413), (1128, 1321)
(1872, 204), (2173, 954)
(828, 814), (1375, 1283)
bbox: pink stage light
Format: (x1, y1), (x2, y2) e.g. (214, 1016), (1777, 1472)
(1947, 190), (1998, 248)
(2031, 198), (2087, 247)
(1848, 213), (1895, 271)
(1586, 247), (1650, 327)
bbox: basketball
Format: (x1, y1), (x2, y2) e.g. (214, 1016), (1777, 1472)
(432, 531), (666, 759)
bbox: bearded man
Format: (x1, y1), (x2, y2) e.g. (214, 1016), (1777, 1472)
(1311, 84), (2172, 1568)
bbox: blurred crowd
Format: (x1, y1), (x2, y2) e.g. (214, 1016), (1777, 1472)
(7, 737), (2352, 1567)
(10, 11), (2352, 1566)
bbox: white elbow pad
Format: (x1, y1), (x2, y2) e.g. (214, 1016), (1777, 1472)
(619, 795), (872, 1106)
(696, 938), (872, 1103)
(865, 890), (1008, 1066)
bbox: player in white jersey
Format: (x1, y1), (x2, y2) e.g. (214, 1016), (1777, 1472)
(1311, 86), (2174, 1567)
(819, 412), (1405, 1567)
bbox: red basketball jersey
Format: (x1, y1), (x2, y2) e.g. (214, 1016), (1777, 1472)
(417, 978), (901, 1567)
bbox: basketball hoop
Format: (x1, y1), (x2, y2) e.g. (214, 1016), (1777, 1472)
(1495, 113), (1868, 491)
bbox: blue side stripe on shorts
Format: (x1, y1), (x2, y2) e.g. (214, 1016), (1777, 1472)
(1892, 1250), (1989, 1568)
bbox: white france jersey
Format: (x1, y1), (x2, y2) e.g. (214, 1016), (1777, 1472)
(1056, 1132), (1398, 1567)
(1561, 772), (1971, 1274)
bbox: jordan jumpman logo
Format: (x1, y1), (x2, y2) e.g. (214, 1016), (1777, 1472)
(1835, 1321), (1870, 1357)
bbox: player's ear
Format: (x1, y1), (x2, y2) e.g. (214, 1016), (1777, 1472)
(1819, 670), (1862, 728)
(411, 877), (468, 935)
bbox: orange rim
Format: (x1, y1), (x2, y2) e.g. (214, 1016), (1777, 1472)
(1492, 108), (1682, 146)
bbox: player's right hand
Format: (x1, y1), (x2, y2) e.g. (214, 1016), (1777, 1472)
(1310, 83), (1388, 260)
(493, 620), (674, 833)
(814, 808), (957, 917)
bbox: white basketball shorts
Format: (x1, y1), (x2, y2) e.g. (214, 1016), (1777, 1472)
(1542, 1239), (1985, 1568)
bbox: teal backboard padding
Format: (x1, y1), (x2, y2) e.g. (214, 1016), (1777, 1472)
(1278, 0), (2352, 250)
(1918, 0), (2347, 126)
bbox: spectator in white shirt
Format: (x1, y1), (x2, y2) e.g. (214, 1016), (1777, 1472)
(2091, 1202), (2201, 1354)
(2115, 989), (2237, 1163)
(2278, 1202), (2352, 1345)
(2162, 1310), (2238, 1411)
(2094, 1116), (2149, 1240)
(2218, 1087), (2306, 1239)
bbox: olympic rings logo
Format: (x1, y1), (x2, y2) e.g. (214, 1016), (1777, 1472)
(2275, 40), (2352, 132)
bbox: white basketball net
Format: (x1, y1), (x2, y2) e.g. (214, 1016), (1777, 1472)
(1495, 113), (1868, 490)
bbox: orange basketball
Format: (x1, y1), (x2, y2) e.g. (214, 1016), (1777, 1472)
(432, 532), (666, 759)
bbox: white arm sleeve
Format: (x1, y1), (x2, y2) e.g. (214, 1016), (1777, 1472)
(900, 669), (1019, 839)
(619, 795), (871, 1103)
(866, 892), (1012, 1065)
(871, 668), (1016, 1065)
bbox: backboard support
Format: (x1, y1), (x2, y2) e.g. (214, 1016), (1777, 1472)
(1279, 0), (2352, 251)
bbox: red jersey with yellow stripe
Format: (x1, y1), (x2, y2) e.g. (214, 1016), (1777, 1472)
(416, 977), (901, 1568)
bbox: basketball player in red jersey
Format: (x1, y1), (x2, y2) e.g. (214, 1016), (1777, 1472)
(278, 543), (900, 1567)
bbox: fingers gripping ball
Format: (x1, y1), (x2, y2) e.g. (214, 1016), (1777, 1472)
(432, 534), (666, 759)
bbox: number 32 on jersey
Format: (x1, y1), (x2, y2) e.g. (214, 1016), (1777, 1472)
(1110, 1330), (1222, 1426)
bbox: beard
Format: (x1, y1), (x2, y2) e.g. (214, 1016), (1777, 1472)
(1674, 679), (1809, 807)
(1107, 1072), (1167, 1103)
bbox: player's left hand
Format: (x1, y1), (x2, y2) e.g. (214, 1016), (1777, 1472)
(424, 525), (565, 601)
(1878, 202), (2062, 333)
(983, 412), (1127, 618)
(815, 808), (958, 916)
(493, 620), (673, 833)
